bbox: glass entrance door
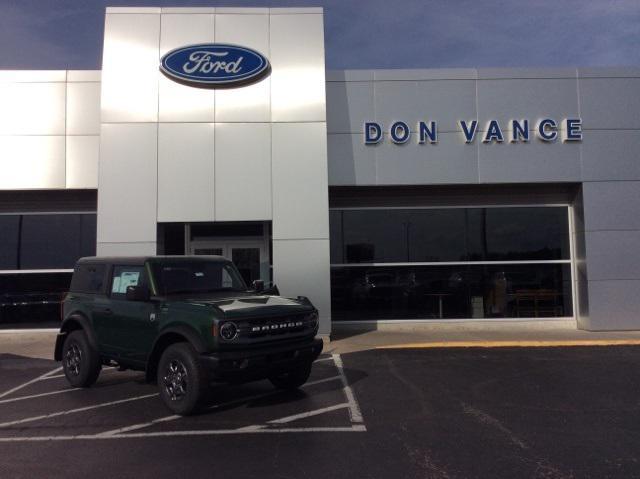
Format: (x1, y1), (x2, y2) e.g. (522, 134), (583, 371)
(189, 240), (266, 286)
(230, 246), (261, 286)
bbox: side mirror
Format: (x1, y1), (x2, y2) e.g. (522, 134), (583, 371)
(126, 285), (150, 302)
(252, 279), (264, 293)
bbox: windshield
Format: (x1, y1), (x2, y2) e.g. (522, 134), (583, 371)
(150, 260), (247, 295)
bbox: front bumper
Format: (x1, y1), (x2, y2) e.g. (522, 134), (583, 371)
(200, 337), (323, 382)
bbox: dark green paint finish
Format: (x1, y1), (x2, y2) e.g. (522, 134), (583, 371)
(60, 256), (320, 373)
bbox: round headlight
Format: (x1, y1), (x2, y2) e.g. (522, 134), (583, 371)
(220, 322), (238, 341)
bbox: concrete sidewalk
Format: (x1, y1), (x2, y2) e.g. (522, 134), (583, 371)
(325, 319), (640, 354)
(4, 320), (640, 359)
(0, 330), (58, 359)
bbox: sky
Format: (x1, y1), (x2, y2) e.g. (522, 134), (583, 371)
(0, 0), (639, 70)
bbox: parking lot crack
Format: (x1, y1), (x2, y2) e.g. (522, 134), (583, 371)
(460, 402), (528, 450)
(460, 402), (573, 478)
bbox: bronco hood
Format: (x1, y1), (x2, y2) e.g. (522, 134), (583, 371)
(184, 294), (314, 319)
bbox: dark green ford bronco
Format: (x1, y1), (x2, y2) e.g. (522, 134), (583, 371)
(55, 256), (323, 415)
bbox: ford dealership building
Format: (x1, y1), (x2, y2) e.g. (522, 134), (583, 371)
(1, 7), (640, 335)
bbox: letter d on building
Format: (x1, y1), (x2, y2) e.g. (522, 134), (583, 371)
(364, 122), (382, 144)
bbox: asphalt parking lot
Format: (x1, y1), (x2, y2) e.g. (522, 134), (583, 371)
(1, 346), (640, 478)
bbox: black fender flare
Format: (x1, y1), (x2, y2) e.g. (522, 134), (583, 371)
(54, 313), (98, 361)
(152, 325), (207, 354)
(145, 325), (207, 382)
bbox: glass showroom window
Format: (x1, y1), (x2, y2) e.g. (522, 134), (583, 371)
(0, 213), (96, 328)
(329, 207), (572, 321)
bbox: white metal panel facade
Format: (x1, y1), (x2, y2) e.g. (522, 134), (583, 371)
(157, 123), (215, 222)
(158, 13), (215, 122)
(101, 13), (160, 123)
(214, 14), (271, 123)
(214, 123), (272, 221)
(0, 70), (101, 191)
(97, 123), (158, 247)
(97, 7), (331, 333)
(0, 136), (65, 189)
(66, 136), (99, 189)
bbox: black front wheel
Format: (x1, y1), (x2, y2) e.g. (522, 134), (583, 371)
(62, 330), (101, 388)
(157, 343), (207, 416)
(269, 363), (312, 390)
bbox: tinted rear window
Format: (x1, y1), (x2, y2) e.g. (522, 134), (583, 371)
(70, 264), (106, 294)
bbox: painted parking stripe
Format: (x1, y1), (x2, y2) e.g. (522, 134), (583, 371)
(97, 414), (181, 437)
(0, 393), (158, 429)
(303, 375), (342, 387)
(332, 354), (364, 423)
(237, 404), (352, 432)
(0, 355), (362, 442)
(202, 374), (343, 413)
(0, 425), (367, 442)
(268, 403), (350, 424)
(100, 374), (344, 436)
(314, 356), (334, 363)
(39, 366), (118, 381)
(0, 366), (62, 400)
(0, 387), (81, 405)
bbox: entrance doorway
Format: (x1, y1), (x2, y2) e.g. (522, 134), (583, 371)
(189, 239), (268, 286)
(157, 221), (272, 287)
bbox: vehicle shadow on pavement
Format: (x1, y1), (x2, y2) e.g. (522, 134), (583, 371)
(194, 365), (368, 415)
(0, 353), (56, 368)
(0, 353), (369, 424)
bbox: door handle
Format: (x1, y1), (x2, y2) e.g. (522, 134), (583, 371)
(101, 308), (113, 316)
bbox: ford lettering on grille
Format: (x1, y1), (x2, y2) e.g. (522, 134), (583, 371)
(160, 43), (270, 88)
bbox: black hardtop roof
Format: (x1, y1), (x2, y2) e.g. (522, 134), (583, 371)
(76, 255), (229, 266)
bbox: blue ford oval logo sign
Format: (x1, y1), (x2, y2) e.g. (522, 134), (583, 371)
(160, 43), (270, 88)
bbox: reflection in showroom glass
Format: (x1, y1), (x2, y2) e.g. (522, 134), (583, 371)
(330, 207), (570, 264)
(331, 264), (572, 321)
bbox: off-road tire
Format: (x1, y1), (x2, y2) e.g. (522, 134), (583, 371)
(269, 363), (312, 390)
(62, 330), (101, 388)
(157, 342), (207, 416)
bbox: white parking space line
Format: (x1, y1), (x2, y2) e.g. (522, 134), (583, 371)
(0, 354), (367, 441)
(0, 393), (158, 429)
(303, 375), (342, 387)
(236, 403), (352, 432)
(268, 403), (350, 424)
(0, 366), (63, 400)
(97, 414), (181, 437)
(332, 354), (364, 424)
(0, 388), (81, 405)
(39, 366), (117, 381)
(101, 374), (345, 436)
(314, 356), (334, 363)
(0, 425), (367, 442)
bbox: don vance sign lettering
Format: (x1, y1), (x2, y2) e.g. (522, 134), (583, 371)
(364, 118), (583, 145)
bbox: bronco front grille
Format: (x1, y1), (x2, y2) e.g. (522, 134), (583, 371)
(241, 314), (314, 338)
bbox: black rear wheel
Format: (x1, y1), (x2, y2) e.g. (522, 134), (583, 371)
(157, 343), (207, 416)
(62, 330), (101, 388)
(269, 363), (312, 390)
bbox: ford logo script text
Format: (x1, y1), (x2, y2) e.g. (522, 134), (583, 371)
(160, 44), (270, 88)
